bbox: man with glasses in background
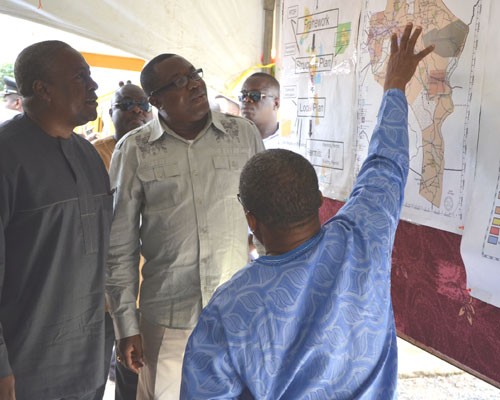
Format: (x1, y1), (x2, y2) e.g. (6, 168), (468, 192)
(239, 72), (281, 259)
(93, 82), (152, 400)
(105, 54), (264, 399)
(94, 83), (153, 170)
(240, 72), (280, 148)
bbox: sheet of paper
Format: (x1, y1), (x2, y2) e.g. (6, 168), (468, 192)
(461, 0), (500, 308)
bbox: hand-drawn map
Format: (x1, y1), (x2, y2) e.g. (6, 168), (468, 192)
(356, 0), (488, 233)
(280, 0), (489, 233)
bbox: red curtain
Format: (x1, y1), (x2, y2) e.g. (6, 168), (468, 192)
(320, 197), (500, 387)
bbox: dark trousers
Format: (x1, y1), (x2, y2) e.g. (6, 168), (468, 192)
(93, 312), (116, 400)
(92, 311), (138, 400)
(115, 359), (138, 400)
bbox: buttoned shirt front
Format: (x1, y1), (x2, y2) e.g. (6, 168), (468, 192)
(106, 111), (264, 339)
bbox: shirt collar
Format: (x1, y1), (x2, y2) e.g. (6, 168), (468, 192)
(264, 123), (280, 142)
(149, 111), (229, 143)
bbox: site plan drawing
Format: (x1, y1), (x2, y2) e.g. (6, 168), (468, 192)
(357, 0), (488, 233)
(279, 0), (489, 233)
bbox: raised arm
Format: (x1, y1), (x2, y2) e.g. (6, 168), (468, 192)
(106, 143), (144, 372)
(339, 23), (434, 244)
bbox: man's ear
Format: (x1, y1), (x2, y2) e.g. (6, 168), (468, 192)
(246, 211), (265, 246)
(32, 80), (50, 102)
(109, 108), (113, 118)
(245, 211), (258, 234)
(149, 95), (161, 110)
(14, 98), (22, 111)
(274, 96), (280, 110)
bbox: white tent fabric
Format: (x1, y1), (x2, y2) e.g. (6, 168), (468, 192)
(0, 0), (265, 93)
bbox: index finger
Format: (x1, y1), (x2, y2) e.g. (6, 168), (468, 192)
(407, 25), (423, 52)
(399, 22), (413, 51)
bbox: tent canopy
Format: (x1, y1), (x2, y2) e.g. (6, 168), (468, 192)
(0, 0), (268, 94)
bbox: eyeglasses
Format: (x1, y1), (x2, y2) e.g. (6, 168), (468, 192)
(238, 90), (275, 103)
(150, 68), (204, 96)
(113, 99), (152, 112)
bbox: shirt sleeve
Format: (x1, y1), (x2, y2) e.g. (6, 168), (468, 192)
(181, 304), (245, 399)
(252, 123), (266, 154)
(336, 89), (409, 240)
(105, 141), (142, 339)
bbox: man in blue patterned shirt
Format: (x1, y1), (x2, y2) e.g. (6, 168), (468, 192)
(181, 24), (434, 399)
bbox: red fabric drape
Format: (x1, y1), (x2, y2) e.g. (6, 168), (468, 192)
(320, 197), (500, 387)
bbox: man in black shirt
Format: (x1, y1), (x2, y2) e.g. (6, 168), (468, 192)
(0, 40), (112, 400)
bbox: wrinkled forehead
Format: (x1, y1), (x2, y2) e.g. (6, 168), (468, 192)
(115, 85), (147, 102)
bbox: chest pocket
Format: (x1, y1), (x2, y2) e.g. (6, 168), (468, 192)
(213, 154), (248, 195)
(137, 162), (180, 212)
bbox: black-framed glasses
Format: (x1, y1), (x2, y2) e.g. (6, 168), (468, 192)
(150, 68), (204, 96)
(113, 99), (152, 112)
(238, 90), (275, 103)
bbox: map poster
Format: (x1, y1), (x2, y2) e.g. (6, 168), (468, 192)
(461, 0), (500, 309)
(356, 0), (489, 234)
(461, 160), (500, 308)
(280, 0), (362, 200)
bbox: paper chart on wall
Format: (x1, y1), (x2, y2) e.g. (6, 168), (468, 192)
(356, 0), (489, 234)
(460, 0), (500, 309)
(279, 0), (362, 200)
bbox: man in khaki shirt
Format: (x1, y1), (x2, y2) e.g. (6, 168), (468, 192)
(106, 54), (264, 399)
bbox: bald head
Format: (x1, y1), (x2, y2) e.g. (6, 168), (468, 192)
(243, 73), (280, 96)
(240, 72), (280, 139)
(112, 83), (146, 105)
(109, 83), (152, 140)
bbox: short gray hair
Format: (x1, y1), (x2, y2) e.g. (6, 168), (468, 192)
(14, 40), (71, 97)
